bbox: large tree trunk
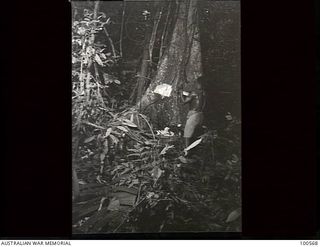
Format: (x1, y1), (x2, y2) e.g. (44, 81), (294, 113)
(136, 0), (202, 127)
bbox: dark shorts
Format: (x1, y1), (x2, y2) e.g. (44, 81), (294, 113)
(184, 111), (203, 138)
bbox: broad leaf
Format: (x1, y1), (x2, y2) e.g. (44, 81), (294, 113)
(109, 134), (119, 145)
(151, 166), (163, 180)
(127, 153), (140, 157)
(231, 154), (239, 163)
(95, 54), (104, 66)
(116, 126), (128, 132)
(107, 198), (120, 211)
(84, 135), (96, 143)
(100, 53), (106, 59)
(105, 128), (112, 138)
(120, 167), (131, 175)
(122, 119), (137, 128)
(226, 208), (241, 223)
(184, 138), (202, 152)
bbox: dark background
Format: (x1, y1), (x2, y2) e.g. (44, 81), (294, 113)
(0, 0), (318, 239)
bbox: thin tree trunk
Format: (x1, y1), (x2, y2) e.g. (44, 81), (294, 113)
(136, 2), (162, 104)
(119, 1), (126, 57)
(104, 27), (117, 58)
(93, 1), (100, 20)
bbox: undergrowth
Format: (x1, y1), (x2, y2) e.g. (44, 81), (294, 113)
(72, 109), (241, 233)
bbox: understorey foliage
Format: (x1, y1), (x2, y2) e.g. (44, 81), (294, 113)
(72, 108), (241, 232)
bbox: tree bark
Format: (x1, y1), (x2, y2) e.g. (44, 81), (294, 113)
(136, 0), (202, 127)
(136, 2), (163, 104)
(159, 1), (172, 58)
(136, 32), (152, 104)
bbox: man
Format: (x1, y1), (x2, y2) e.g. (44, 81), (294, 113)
(180, 77), (206, 149)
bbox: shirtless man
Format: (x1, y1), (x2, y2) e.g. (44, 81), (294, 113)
(180, 77), (206, 149)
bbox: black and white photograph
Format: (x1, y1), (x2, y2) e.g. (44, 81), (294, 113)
(72, 0), (241, 234)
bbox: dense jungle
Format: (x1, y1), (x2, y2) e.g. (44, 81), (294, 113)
(72, 0), (241, 233)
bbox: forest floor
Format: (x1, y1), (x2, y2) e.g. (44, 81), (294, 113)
(72, 110), (241, 233)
